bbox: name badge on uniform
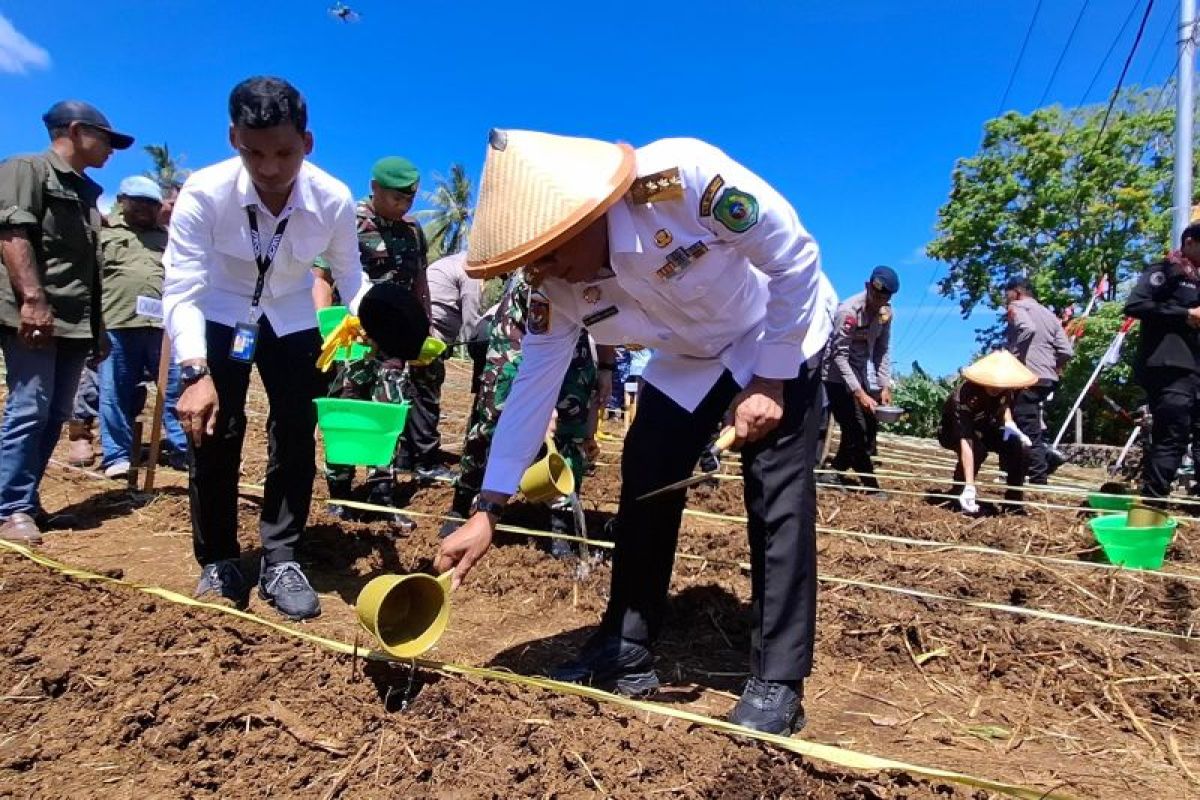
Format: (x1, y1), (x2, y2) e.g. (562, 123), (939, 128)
(229, 321), (260, 363)
(135, 296), (163, 319)
(583, 305), (619, 326)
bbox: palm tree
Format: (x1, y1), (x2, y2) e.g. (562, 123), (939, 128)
(143, 143), (190, 193)
(415, 163), (473, 260)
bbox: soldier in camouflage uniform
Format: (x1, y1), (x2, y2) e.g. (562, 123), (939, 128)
(317, 157), (431, 522)
(450, 271), (604, 555)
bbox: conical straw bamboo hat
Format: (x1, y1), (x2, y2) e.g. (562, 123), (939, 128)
(465, 129), (638, 278)
(961, 350), (1039, 389)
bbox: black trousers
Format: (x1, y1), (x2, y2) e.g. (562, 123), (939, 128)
(824, 381), (879, 487)
(189, 319), (324, 567)
(942, 428), (1028, 494)
(1011, 380), (1056, 481)
(1141, 369), (1200, 498)
(398, 360), (445, 468)
(603, 364), (821, 682)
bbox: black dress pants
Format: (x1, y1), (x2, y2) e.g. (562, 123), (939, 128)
(398, 360), (445, 468)
(1141, 369), (1200, 498)
(603, 363), (821, 682)
(824, 381), (879, 488)
(1011, 380), (1056, 481)
(189, 318), (324, 567)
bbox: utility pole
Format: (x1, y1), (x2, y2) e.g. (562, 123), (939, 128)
(1174, 0), (1196, 244)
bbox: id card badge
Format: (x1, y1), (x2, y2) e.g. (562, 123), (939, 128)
(229, 321), (260, 363)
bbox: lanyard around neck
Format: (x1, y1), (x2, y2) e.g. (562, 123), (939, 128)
(246, 206), (290, 308)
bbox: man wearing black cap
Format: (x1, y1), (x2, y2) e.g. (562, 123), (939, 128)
(0, 100), (133, 544)
(1004, 277), (1073, 484)
(820, 266), (898, 497)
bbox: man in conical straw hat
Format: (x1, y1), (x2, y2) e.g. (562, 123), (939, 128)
(937, 350), (1036, 515)
(434, 129), (838, 734)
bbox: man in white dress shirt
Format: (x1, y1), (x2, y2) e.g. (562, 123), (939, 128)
(435, 130), (836, 734)
(163, 77), (427, 620)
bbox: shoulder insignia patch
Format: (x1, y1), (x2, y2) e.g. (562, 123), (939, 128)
(528, 289), (552, 335)
(628, 168), (684, 205)
(878, 305), (892, 324)
(654, 228), (673, 248)
(1149, 270), (1166, 287)
(699, 174), (725, 217)
(713, 187), (759, 233)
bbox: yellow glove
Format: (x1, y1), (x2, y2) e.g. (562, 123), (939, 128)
(411, 336), (446, 367)
(316, 315), (366, 372)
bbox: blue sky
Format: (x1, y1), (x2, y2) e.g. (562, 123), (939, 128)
(0, 1), (1187, 376)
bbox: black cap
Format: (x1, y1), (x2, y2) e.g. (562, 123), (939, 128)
(42, 100), (134, 150)
(869, 265), (899, 295)
(358, 282), (430, 360)
(1004, 275), (1032, 294)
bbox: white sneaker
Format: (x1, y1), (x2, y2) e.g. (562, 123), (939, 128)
(103, 460), (131, 480)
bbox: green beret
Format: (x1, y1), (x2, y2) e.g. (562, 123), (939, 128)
(371, 156), (420, 191)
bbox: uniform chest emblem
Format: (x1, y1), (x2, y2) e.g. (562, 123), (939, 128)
(528, 289), (552, 335)
(582, 285), (602, 304)
(654, 229), (673, 248)
(713, 187), (759, 233)
(655, 241), (709, 281)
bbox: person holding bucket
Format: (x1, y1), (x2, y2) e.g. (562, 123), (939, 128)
(163, 77), (426, 620)
(436, 130), (836, 735)
(937, 350), (1035, 515)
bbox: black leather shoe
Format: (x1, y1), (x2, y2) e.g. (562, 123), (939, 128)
(729, 677), (805, 734)
(33, 510), (80, 530)
(194, 559), (248, 609)
(549, 634), (660, 697)
(258, 560), (321, 620)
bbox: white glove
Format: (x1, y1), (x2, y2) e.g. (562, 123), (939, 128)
(1003, 422), (1032, 448)
(959, 485), (979, 514)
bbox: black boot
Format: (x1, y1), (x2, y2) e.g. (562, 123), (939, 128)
(548, 506), (576, 560)
(549, 632), (660, 697)
(327, 478), (355, 521)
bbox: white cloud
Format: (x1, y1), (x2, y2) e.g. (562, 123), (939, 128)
(0, 15), (50, 75)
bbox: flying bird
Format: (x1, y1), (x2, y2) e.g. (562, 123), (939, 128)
(328, 2), (361, 22)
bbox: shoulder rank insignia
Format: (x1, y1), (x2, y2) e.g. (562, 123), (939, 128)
(713, 187), (759, 233)
(628, 168), (684, 205)
(528, 288), (552, 335)
(699, 174), (725, 217)
(654, 229), (673, 248)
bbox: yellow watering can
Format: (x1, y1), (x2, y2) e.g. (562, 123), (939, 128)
(356, 571), (453, 658)
(519, 437), (575, 503)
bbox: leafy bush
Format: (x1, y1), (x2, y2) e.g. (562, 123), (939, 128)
(886, 362), (955, 438)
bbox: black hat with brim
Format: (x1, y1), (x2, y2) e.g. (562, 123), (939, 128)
(42, 100), (134, 150)
(358, 282), (429, 361)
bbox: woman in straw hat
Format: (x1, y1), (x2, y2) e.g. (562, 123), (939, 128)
(433, 129), (837, 734)
(938, 350), (1036, 514)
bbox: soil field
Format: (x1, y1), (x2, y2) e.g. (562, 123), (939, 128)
(2, 357), (1198, 799)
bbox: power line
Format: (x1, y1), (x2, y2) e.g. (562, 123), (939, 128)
(1079, 0), (1143, 105)
(1138, 0), (1180, 87)
(1038, 0), (1093, 107)
(997, 0), (1045, 115)
(1094, 0), (1156, 144)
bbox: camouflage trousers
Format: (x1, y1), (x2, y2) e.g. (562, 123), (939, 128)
(324, 356), (408, 488)
(456, 335), (597, 499)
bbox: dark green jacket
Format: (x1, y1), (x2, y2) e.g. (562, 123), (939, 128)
(100, 211), (168, 330)
(0, 149), (103, 339)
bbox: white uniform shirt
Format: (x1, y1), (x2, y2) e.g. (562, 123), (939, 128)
(482, 138), (837, 494)
(163, 157), (368, 362)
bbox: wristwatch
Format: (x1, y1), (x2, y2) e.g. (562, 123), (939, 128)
(473, 497), (505, 517)
(180, 364), (211, 386)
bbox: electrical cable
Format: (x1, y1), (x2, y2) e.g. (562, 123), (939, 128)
(997, 0), (1046, 115)
(1038, 0), (1094, 106)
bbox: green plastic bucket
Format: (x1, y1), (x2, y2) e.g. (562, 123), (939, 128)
(1087, 513), (1176, 570)
(1087, 492), (1134, 511)
(315, 398), (410, 466)
(316, 305), (370, 362)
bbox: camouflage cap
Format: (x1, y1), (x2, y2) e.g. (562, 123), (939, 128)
(371, 156), (420, 191)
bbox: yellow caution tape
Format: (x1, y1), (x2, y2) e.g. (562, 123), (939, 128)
(0, 539), (1073, 800)
(320, 494), (1198, 643)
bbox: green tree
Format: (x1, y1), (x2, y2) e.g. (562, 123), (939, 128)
(885, 362), (955, 438)
(143, 143), (190, 193)
(928, 91), (1182, 348)
(416, 163), (473, 260)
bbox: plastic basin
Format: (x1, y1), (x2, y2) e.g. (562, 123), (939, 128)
(316, 305), (370, 362)
(874, 405), (905, 423)
(1087, 513), (1176, 570)
(1087, 492), (1134, 511)
(315, 398), (409, 466)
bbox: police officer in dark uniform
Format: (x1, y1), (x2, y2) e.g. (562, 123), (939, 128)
(1123, 222), (1200, 501)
